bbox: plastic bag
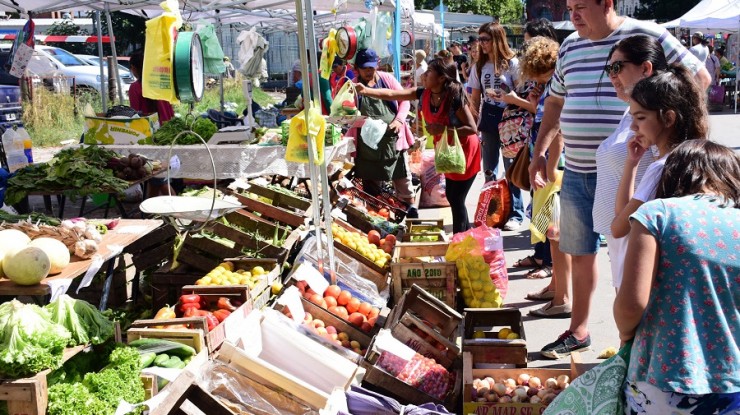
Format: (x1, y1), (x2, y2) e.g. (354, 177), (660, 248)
(330, 81), (358, 117)
(447, 225), (508, 302)
(474, 179), (511, 229)
(197, 23), (226, 75)
(142, 0), (182, 103)
(434, 128), (465, 174)
(319, 29), (338, 80)
(360, 118), (387, 150)
(286, 106), (326, 164)
(419, 149), (448, 208)
(547, 193), (561, 241)
(7, 18), (35, 78)
(370, 12), (392, 58)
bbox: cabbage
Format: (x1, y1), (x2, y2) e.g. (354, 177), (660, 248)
(46, 295), (114, 346)
(0, 300), (71, 378)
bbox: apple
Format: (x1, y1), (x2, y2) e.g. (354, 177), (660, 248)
(337, 332), (349, 342)
(350, 340), (361, 350)
(326, 326), (337, 335)
(313, 319), (325, 329)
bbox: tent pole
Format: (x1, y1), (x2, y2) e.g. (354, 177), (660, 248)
(440, 0), (445, 50)
(393, 0), (402, 80)
(95, 11), (107, 113)
(105, 3), (124, 105)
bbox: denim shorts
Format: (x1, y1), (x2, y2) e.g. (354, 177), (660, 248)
(559, 169), (601, 255)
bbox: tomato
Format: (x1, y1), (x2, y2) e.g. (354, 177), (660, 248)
(179, 294), (201, 304)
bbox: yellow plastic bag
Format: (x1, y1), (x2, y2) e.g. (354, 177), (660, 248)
(329, 81), (358, 117)
(530, 170), (562, 243)
(320, 29), (338, 80)
(142, 0), (182, 103)
(286, 104), (326, 164)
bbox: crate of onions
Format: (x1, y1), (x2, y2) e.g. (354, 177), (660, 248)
(462, 351), (577, 413)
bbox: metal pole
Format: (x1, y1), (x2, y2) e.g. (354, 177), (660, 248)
(303, 0), (337, 277)
(440, 0), (445, 50)
(393, 0), (401, 80)
(95, 11), (107, 113)
(105, 4), (124, 104)
(294, 0), (327, 275)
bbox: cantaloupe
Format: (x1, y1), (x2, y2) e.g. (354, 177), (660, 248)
(4, 246), (50, 285)
(0, 229), (31, 278)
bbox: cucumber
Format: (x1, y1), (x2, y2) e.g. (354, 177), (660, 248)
(157, 377), (170, 389)
(129, 338), (197, 359)
(160, 356), (183, 369)
(153, 354), (170, 367)
(140, 352), (157, 368)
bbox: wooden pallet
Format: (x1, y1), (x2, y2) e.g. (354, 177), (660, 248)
(391, 241), (456, 308)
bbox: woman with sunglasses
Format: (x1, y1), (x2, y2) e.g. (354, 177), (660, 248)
(468, 22), (525, 231)
(592, 35), (668, 291)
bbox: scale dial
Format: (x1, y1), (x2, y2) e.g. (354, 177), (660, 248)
(336, 26), (357, 60)
(400, 30), (413, 47)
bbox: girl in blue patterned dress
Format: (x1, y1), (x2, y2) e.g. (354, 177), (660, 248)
(614, 140), (740, 414)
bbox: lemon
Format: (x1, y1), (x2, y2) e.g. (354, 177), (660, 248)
(201, 276), (212, 285)
(506, 332), (519, 340)
(473, 330), (486, 339)
(498, 328), (511, 339)
(251, 266), (266, 275)
(219, 261), (234, 271)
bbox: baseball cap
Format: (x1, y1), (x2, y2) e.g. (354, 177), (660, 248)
(693, 31), (704, 38)
(450, 40), (461, 47)
(355, 49), (379, 68)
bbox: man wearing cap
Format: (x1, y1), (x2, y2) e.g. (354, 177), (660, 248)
(414, 49), (427, 86)
(330, 57), (355, 98)
(348, 48), (416, 211)
(689, 32), (709, 63)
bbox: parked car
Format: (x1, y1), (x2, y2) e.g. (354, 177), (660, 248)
(75, 54), (135, 95)
(32, 46), (130, 96)
(0, 51), (26, 126)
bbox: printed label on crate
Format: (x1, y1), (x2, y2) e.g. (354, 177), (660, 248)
(405, 266), (445, 278)
(463, 402), (547, 415)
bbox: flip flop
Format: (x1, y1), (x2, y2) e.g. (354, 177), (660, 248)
(526, 266), (553, 279)
(525, 285), (556, 301)
(513, 255), (542, 268)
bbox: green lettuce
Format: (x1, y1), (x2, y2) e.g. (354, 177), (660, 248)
(46, 295), (114, 346)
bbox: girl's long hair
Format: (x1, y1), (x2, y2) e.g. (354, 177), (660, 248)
(476, 22), (515, 78)
(427, 58), (466, 106)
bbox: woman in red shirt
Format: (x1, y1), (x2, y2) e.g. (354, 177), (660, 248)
(355, 59), (481, 232)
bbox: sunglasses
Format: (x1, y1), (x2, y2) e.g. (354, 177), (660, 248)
(479, 37), (492, 43)
(604, 60), (634, 76)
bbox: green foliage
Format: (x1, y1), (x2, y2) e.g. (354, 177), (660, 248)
(44, 20), (95, 55)
(634, 0), (701, 22)
(46, 295), (115, 346)
(413, 0), (523, 23)
(24, 88), (102, 147)
(150, 117), (218, 145)
(100, 12), (147, 57)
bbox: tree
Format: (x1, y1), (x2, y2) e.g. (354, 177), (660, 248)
(44, 20), (95, 54)
(634, 0), (701, 22)
(99, 12), (146, 56)
(414, 0), (523, 24)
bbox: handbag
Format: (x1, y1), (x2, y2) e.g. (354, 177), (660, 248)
(543, 340), (633, 415)
(505, 144), (530, 191)
(498, 105), (534, 159)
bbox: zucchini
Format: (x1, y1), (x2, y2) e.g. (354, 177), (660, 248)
(140, 352), (157, 368)
(129, 338), (197, 359)
(160, 356), (183, 369)
(153, 354), (170, 367)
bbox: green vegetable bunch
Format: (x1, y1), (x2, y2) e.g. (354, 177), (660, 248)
(0, 300), (71, 378)
(151, 117), (218, 145)
(47, 345), (146, 415)
(5, 145), (131, 206)
(46, 295), (115, 346)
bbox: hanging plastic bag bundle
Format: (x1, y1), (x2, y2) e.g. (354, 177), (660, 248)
(319, 29), (338, 80)
(434, 127), (465, 174)
(142, 0), (182, 103)
(7, 18), (35, 78)
(286, 104), (326, 165)
(197, 23), (226, 75)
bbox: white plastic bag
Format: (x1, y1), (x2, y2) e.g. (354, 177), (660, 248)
(360, 118), (387, 150)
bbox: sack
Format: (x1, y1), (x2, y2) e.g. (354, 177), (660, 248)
(286, 106), (326, 164)
(419, 149), (449, 208)
(142, 0), (182, 103)
(330, 80), (358, 117)
(498, 106), (533, 158)
(197, 23), (226, 75)
(543, 340), (633, 415)
(474, 179), (511, 229)
(708, 85), (725, 105)
(447, 225), (508, 301)
(434, 128), (466, 174)
(505, 144), (530, 191)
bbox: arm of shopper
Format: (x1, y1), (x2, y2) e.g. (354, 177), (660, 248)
(354, 84), (417, 101)
(612, 138), (649, 238)
(529, 95), (564, 189)
(501, 91), (536, 113)
(614, 221), (658, 343)
(545, 131), (563, 183)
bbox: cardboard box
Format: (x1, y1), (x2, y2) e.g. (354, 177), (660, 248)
(463, 308), (528, 368)
(83, 112), (159, 145)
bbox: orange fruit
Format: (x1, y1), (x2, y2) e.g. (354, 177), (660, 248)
(324, 296), (338, 308)
(369, 307), (380, 319)
(337, 290), (352, 306)
(358, 302), (373, 316)
(324, 285), (341, 299)
(346, 297), (361, 314)
(335, 306), (349, 320)
(309, 293), (324, 305)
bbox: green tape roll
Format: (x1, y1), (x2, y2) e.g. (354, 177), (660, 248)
(173, 32), (204, 103)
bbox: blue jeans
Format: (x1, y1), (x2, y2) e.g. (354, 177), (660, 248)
(480, 129), (525, 223)
(559, 169), (601, 255)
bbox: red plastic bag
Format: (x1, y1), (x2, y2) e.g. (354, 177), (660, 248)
(474, 179), (511, 229)
(449, 225), (509, 300)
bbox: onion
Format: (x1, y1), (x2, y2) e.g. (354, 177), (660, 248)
(499, 396), (512, 403)
(545, 377), (558, 389)
(537, 389), (549, 399)
(493, 383), (508, 396)
(513, 386), (529, 399)
(476, 397), (487, 402)
(484, 377), (495, 389)
(528, 376), (542, 389)
(471, 388), (478, 400)
(543, 393), (557, 405)
(511, 395), (522, 403)
(477, 386), (490, 396)
(556, 375), (570, 389)
(527, 386), (540, 397)
(557, 383), (568, 392)
(504, 378), (517, 389)
(517, 373), (531, 385)
(473, 379), (482, 388)
(530, 395), (542, 404)
(486, 392), (498, 402)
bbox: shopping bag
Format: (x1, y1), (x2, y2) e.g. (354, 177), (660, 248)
(142, 0), (182, 103)
(434, 127), (465, 174)
(543, 340), (633, 415)
(498, 105), (533, 158)
(708, 85), (725, 105)
(419, 149), (449, 208)
(330, 80), (358, 117)
(529, 170), (562, 243)
(474, 179), (511, 229)
(7, 18), (35, 78)
(319, 29), (338, 80)
(197, 23), (226, 75)
(286, 105), (326, 164)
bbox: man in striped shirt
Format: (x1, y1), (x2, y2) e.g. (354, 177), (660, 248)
(528, 0), (709, 359)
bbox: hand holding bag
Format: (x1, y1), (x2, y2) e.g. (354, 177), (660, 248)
(505, 144), (530, 191)
(498, 105), (534, 159)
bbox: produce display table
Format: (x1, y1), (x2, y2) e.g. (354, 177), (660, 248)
(0, 219), (162, 309)
(104, 139), (354, 180)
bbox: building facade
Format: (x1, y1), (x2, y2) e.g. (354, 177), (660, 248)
(618, 0), (641, 17)
(526, 0), (569, 22)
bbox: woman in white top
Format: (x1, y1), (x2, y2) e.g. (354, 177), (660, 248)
(593, 35), (667, 289)
(611, 64), (709, 240)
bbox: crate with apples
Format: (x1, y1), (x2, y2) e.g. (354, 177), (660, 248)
(463, 308), (528, 368)
(294, 280), (385, 335)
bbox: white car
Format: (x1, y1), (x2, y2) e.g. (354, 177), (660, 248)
(76, 54), (135, 95)
(31, 46), (130, 96)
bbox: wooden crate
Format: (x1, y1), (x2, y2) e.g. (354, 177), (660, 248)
(125, 223), (177, 271)
(150, 264), (207, 311)
(334, 185), (406, 223)
(462, 351), (579, 414)
(0, 346), (87, 415)
(228, 182), (313, 228)
(385, 284), (463, 340)
(209, 211), (294, 260)
(343, 204), (405, 239)
(148, 374), (235, 415)
(127, 323), (207, 354)
(333, 239), (390, 285)
(462, 308), (528, 368)
(389, 313), (460, 369)
(178, 235), (243, 273)
(391, 241), (456, 308)
(402, 218), (448, 242)
(348, 178), (411, 221)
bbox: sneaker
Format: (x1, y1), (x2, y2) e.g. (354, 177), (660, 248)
(503, 219), (522, 231)
(406, 207), (419, 219)
(540, 330), (591, 359)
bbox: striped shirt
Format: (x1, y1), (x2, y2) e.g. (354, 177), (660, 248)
(549, 18), (702, 173)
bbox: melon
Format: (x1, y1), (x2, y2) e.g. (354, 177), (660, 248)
(3, 246), (51, 285)
(29, 238), (70, 275)
(0, 230), (30, 279)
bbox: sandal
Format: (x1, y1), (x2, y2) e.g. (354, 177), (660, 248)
(526, 266), (553, 279)
(513, 255), (543, 269)
(525, 285), (555, 301)
(529, 301), (572, 318)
